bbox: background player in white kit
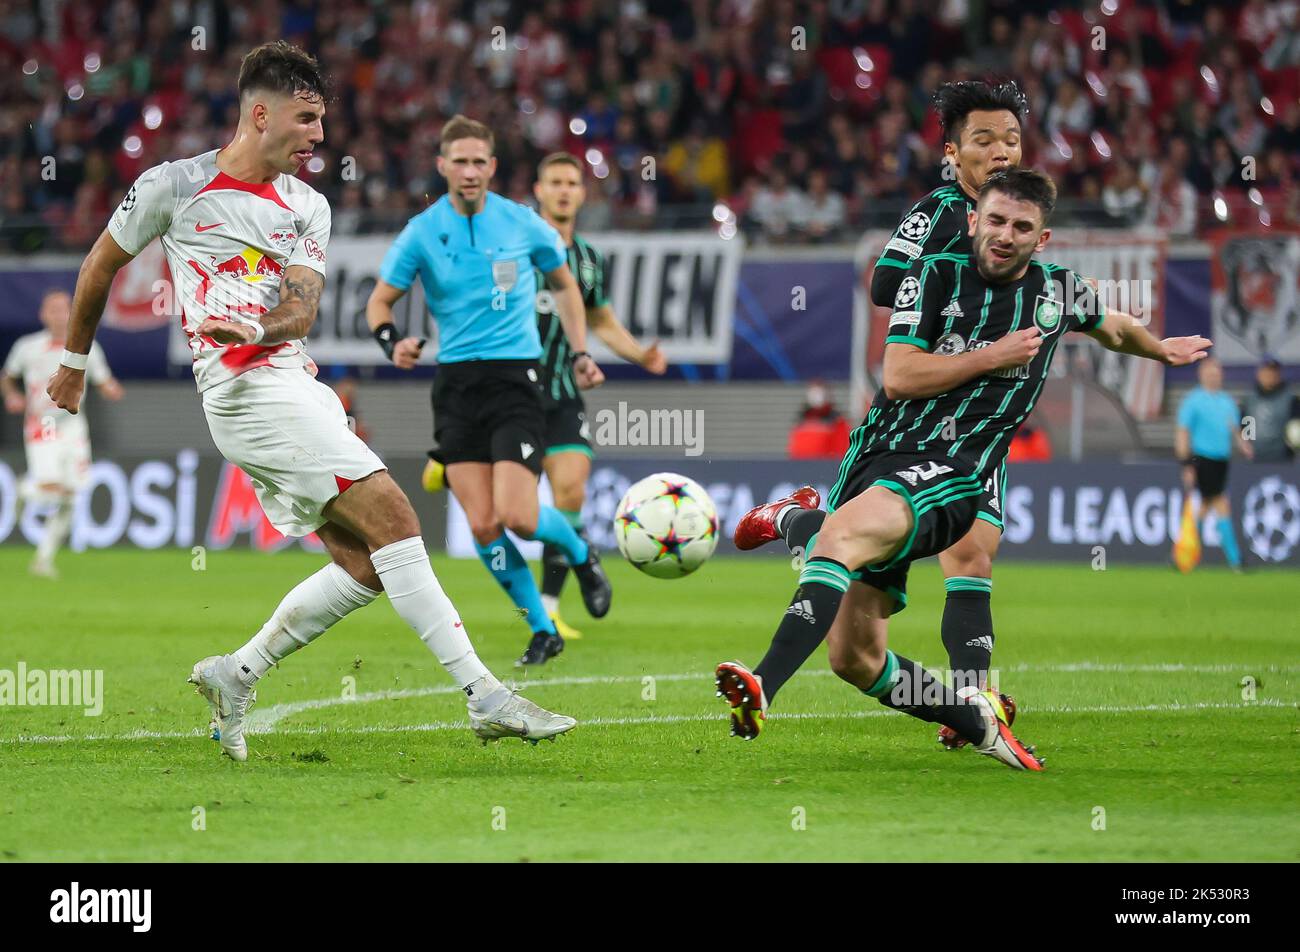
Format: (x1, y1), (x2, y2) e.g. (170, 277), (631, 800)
(45, 41), (574, 760)
(2, 288), (123, 578)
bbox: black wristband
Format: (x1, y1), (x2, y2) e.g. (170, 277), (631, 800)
(373, 322), (398, 360)
(570, 350), (590, 364)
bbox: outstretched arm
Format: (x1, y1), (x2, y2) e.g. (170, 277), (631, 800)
(1084, 310), (1210, 366)
(588, 304), (666, 374)
(46, 229), (136, 414)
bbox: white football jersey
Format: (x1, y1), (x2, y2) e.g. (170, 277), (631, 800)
(3, 330), (111, 441)
(107, 149), (330, 392)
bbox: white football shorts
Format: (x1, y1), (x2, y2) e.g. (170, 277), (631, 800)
(23, 432), (91, 496)
(202, 366), (385, 537)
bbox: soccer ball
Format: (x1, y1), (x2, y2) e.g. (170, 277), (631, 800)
(614, 473), (719, 578)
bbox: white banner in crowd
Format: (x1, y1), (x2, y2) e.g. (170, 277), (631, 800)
(167, 232), (742, 367)
(1210, 231), (1300, 365)
(1039, 233), (1168, 421)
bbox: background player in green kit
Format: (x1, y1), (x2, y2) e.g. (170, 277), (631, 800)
(530, 153), (668, 642)
(716, 169), (1212, 770)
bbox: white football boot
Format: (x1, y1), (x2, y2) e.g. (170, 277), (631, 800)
(469, 690), (576, 745)
(188, 654), (256, 762)
(971, 689), (1044, 771)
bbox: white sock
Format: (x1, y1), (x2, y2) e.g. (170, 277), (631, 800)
(35, 498), (73, 564)
(233, 563), (379, 681)
(540, 594), (559, 615)
(773, 503), (797, 536)
(370, 536), (497, 697)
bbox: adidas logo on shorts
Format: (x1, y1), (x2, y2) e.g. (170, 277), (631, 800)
(965, 635), (994, 651)
(785, 599), (816, 623)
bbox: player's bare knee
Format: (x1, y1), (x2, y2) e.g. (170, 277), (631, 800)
(500, 509), (537, 538)
(552, 486), (586, 512)
(954, 550), (993, 579)
(381, 492), (421, 540)
(469, 520), (503, 546)
(341, 559), (383, 592)
(819, 514), (903, 566)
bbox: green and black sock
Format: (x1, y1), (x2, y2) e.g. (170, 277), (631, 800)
(867, 650), (988, 744)
(753, 556), (849, 704)
(941, 577), (994, 691)
(778, 507), (826, 555)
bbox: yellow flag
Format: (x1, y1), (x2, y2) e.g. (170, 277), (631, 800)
(1172, 497), (1202, 573)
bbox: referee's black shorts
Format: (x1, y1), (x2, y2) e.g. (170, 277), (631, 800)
(1190, 455), (1229, 499)
(430, 359), (546, 475)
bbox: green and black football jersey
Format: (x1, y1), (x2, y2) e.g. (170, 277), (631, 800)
(857, 253), (1106, 479)
(535, 233), (609, 404)
(871, 183), (975, 307)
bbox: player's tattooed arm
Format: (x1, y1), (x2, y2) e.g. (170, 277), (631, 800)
(260, 266), (324, 344)
(196, 265), (323, 346)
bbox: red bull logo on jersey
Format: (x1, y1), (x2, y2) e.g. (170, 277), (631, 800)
(267, 229), (297, 249)
(211, 247), (284, 284)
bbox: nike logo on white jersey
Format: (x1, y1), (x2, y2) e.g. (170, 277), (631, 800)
(520, 442), (535, 459)
(195, 221), (224, 232)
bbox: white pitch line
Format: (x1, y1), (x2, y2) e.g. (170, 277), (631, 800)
(244, 661), (1299, 732)
(244, 670), (713, 731)
(5, 699), (1295, 747)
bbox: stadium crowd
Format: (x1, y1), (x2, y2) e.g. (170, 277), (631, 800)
(1, 0), (1298, 251)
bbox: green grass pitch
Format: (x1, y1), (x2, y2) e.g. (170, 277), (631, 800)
(1, 546), (1296, 862)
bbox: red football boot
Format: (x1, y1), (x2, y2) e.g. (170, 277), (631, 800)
(732, 486), (821, 551)
(715, 661), (768, 740)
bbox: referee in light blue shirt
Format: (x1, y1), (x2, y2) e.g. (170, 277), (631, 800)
(366, 115), (611, 667)
(1175, 357), (1252, 570)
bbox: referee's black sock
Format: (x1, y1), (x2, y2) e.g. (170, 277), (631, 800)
(540, 543), (569, 600)
(940, 578), (995, 692)
(778, 507), (826, 555)
(540, 514), (585, 602)
(867, 651), (987, 744)
(753, 557), (849, 704)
